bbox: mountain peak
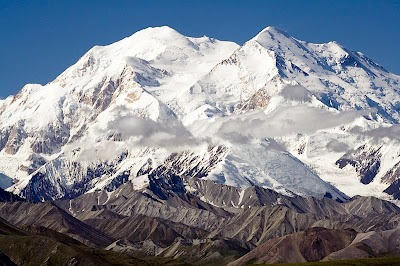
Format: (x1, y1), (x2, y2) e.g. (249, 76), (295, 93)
(250, 26), (295, 50)
(255, 26), (291, 39)
(260, 26), (287, 34)
(138, 25), (178, 34)
(127, 25), (184, 42)
(1, 25), (400, 207)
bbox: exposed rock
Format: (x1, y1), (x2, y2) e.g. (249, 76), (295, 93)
(0, 201), (114, 247)
(382, 161), (400, 184)
(228, 227), (357, 265)
(162, 238), (251, 265)
(336, 144), (382, 184)
(323, 228), (400, 261)
(85, 213), (208, 246)
(0, 188), (24, 202)
(384, 179), (400, 200)
(1, 125), (27, 155)
(0, 218), (152, 266)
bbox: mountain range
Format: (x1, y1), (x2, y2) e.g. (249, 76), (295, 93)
(1, 26), (400, 265)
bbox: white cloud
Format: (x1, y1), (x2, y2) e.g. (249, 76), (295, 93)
(69, 104), (377, 162)
(350, 124), (400, 142)
(109, 116), (204, 150)
(215, 106), (373, 143)
(279, 84), (311, 102)
(326, 139), (350, 152)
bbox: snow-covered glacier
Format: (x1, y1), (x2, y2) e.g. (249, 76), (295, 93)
(1, 26), (400, 203)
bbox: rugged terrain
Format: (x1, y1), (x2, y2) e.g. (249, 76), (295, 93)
(1, 25), (400, 264)
(1, 26), (400, 203)
(1, 180), (400, 265)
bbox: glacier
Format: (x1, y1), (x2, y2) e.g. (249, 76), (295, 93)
(1, 26), (400, 203)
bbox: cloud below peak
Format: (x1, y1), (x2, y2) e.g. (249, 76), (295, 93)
(212, 105), (374, 143)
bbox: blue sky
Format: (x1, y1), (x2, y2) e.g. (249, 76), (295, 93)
(1, 0), (399, 98)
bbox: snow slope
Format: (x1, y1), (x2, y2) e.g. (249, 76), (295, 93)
(1, 26), (400, 203)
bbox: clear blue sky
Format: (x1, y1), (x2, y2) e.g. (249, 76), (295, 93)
(1, 0), (399, 98)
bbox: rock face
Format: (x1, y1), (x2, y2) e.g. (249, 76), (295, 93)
(0, 177), (400, 264)
(385, 179), (400, 200)
(323, 228), (400, 261)
(0, 188), (23, 202)
(336, 144), (382, 185)
(0, 216), (154, 265)
(229, 227), (400, 265)
(1, 26), (400, 204)
(228, 228), (357, 265)
(0, 201), (114, 247)
(85, 213), (209, 247)
(57, 178), (400, 248)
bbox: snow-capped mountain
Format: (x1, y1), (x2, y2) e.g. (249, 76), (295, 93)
(1, 26), (400, 203)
